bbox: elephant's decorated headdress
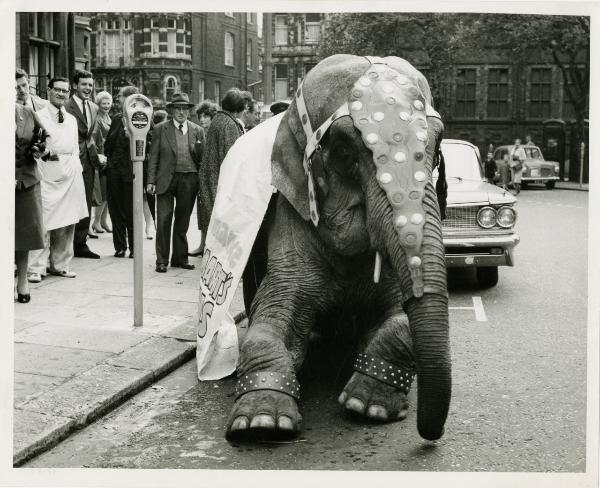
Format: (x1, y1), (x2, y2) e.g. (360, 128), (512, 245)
(272, 55), (443, 298)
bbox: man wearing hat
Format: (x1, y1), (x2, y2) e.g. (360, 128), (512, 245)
(147, 92), (205, 272)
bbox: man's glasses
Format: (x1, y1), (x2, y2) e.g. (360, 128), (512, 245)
(51, 87), (70, 94)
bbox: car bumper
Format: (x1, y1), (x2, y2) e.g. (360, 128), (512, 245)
(443, 233), (520, 268)
(522, 175), (559, 183)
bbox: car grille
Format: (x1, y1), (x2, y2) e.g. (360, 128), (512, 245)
(540, 168), (552, 177)
(442, 206), (514, 236)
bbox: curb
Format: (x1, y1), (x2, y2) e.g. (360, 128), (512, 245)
(13, 310), (248, 466)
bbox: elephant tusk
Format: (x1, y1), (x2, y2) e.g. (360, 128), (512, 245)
(373, 252), (382, 283)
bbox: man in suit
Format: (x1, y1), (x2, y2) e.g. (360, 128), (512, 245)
(146, 92), (204, 273)
(15, 68), (47, 112)
(64, 69), (102, 259)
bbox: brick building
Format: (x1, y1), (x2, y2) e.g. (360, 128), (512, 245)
(88, 12), (260, 109)
(15, 13), (91, 98)
(190, 12), (261, 104)
(262, 13), (328, 104)
(90, 13), (193, 109)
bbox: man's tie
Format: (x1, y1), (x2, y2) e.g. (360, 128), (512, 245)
(178, 123), (184, 133)
(57, 109), (64, 123)
(82, 100), (88, 126)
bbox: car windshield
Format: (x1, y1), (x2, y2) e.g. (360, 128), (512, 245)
(524, 146), (544, 160)
(435, 142), (483, 181)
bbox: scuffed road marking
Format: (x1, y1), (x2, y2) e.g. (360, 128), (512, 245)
(449, 296), (487, 322)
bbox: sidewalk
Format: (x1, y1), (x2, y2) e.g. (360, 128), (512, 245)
(13, 218), (246, 466)
(554, 180), (589, 191)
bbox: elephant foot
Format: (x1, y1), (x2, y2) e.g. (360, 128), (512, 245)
(226, 371), (302, 441)
(339, 352), (416, 422)
(339, 371), (409, 421)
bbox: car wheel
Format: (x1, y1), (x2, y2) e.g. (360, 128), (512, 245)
(476, 266), (498, 287)
(545, 180), (555, 189)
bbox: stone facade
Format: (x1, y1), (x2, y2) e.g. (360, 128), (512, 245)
(16, 13), (91, 98)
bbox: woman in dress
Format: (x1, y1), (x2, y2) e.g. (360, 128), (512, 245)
(90, 91), (113, 235)
(189, 101), (218, 257)
(15, 103), (45, 302)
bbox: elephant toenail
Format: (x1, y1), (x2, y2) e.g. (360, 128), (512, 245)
(367, 405), (388, 420)
(278, 416), (294, 431)
(398, 408), (409, 420)
(231, 416), (249, 431)
(338, 392), (348, 404)
(250, 414), (276, 429)
(345, 397), (365, 413)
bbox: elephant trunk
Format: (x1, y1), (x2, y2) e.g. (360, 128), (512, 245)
(366, 177), (451, 440)
(404, 294), (451, 440)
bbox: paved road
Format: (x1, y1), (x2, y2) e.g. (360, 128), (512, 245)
(27, 187), (589, 473)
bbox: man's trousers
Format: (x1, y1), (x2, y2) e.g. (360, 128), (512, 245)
(155, 172), (198, 266)
(28, 224), (75, 275)
(106, 169), (134, 253)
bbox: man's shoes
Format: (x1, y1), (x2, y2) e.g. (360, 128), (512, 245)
(188, 247), (203, 257)
(129, 252), (134, 259)
(155, 263), (167, 273)
(114, 250), (126, 258)
(17, 293), (31, 303)
(75, 248), (100, 259)
(171, 262), (195, 270)
(48, 268), (77, 278)
(27, 272), (42, 283)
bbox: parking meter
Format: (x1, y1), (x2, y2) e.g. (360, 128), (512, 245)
(123, 94), (153, 161)
(123, 94), (153, 327)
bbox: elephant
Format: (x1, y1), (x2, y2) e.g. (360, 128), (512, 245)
(225, 54), (450, 442)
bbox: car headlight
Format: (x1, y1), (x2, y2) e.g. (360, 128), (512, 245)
(554, 164), (560, 174)
(477, 206), (497, 228)
(523, 164), (528, 172)
(496, 206), (517, 228)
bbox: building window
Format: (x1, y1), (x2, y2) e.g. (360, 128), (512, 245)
(304, 13), (321, 44)
(28, 45), (39, 93)
(123, 19), (130, 30)
(529, 67), (552, 119)
(168, 29), (176, 54)
(151, 17), (159, 28)
(168, 19), (176, 29)
(247, 13), (253, 24)
(562, 66), (585, 120)
(274, 63), (289, 100)
(225, 32), (234, 66)
(215, 81), (221, 103)
(165, 76), (178, 101)
(487, 68), (509, 118)
(29, 13), (38, 37)
(43, 14), (54, 39)
(94, 78), (104, 93)
(122, 30), (132, 64)
(106, 31), (120, 67)
(455, 68), (477, 118)
(199, 79), (205, 101)
(275, 15), (288, 46)
(246, 39), (252, 70)
(304, 63), (316, 77)
(151, 30), (159, 54)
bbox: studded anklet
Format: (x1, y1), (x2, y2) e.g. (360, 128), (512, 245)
(354, 353), (416, 394)
(235, 371), (300, 401)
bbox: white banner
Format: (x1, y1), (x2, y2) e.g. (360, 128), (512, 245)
(196, 113), (284, 380)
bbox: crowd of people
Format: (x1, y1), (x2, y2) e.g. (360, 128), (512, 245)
(14, 67), (288, 303)
(484, 136), (534, 195)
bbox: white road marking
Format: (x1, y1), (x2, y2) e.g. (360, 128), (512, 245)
(527, 199), (585, 210)
(449, 296), (488, 322)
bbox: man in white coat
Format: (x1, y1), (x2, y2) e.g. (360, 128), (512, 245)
(27, 77), (88, 282)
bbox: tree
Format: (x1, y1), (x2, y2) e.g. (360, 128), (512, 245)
(477, 15), (589, 167)
(318, 13), (481, 119)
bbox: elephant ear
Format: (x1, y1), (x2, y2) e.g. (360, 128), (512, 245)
(271, 54), (372, 221)
(271, 103), (311, 221)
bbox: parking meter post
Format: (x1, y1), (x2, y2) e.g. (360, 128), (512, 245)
(123, 94), (153, 327)
(579, 142), (585, 188)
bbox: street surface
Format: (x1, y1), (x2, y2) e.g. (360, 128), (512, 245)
(26, 187), (588, 471)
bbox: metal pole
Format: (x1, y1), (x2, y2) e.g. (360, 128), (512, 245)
(133, 160), (144, 326)
(579, 141), (585, 188)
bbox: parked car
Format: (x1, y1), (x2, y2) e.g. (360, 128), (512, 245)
(434, 139), (520, 287)
(493, 144), (560, 189)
